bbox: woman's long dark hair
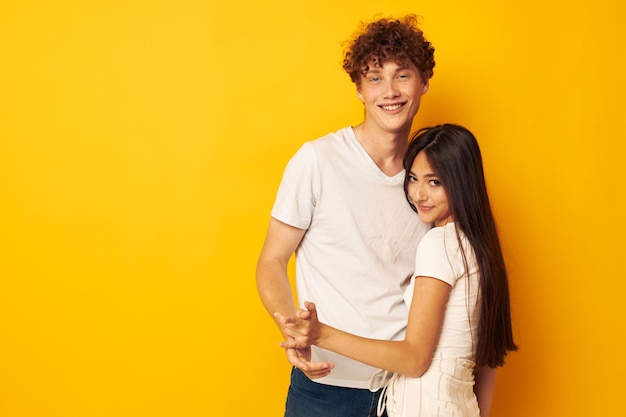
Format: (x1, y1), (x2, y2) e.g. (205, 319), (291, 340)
(403, 124), (518, 368)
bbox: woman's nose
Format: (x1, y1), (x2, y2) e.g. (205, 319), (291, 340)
(411, 182), (425, 201)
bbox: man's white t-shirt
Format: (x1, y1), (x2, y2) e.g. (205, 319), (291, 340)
(271, 127), (430, 388)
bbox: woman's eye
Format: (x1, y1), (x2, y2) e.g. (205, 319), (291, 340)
(429, 179), (440, 186)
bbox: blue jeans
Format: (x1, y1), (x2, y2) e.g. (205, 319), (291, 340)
(284, 367), (387, 417)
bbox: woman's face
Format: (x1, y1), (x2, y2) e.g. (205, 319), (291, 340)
(406, 151), (453, 227)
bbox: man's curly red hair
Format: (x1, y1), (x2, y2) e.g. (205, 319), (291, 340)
(343, 15), (435, 87)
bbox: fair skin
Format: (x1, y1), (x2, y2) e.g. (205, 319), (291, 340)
(256, 219), (332, 378)
(407, 151), (453, 227)
(354, 60), (429, 175)
(256, 60), (429, 377)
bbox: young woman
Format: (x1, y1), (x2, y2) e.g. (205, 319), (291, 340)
(277, 124), (518, 417)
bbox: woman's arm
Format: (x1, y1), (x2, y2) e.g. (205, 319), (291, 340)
(280, 276), (451, 378)
(474, 366), (497, 417)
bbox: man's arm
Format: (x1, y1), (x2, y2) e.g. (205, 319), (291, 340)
(256, 218), (303, 329)
(256, 218), (333, 378)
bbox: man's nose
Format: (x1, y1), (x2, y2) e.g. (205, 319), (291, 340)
(382, 79), (400, 98)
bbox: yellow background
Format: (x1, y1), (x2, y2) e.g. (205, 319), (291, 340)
(1, 0), (624, 416)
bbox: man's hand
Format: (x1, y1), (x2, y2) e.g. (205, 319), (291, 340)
(276, 302), (332, 379)
(284, 345), (333, 379)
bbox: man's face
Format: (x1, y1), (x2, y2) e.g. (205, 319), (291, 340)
(357, 60), (429, 135)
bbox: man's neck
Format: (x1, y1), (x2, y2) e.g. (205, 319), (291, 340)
(352, 123), (411, 176)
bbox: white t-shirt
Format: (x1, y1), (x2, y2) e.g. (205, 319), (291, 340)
(272, 127), (430, 388)
(387, 223), (481, 416)
(404, 223), (480, 359)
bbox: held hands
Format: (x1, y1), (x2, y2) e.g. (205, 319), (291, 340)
(274, 302), (333, 379)
(275, 301), (322, 349)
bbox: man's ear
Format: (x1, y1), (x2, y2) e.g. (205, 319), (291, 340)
(421, 80), (430, 95)
(357, 87), (364, 102)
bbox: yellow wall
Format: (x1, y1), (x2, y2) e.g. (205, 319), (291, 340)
(1, 0), (624, 415)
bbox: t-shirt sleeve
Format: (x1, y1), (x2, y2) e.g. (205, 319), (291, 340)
(270, 142), (320, 230)
(413, 228), (461, 286)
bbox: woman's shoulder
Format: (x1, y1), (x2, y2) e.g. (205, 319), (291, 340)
(420, 223), (460, 244)
(417, 223), (471, 260)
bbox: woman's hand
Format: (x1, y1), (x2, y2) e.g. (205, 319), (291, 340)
(275, 302), (333, 379)
(275, 301), (322, 349)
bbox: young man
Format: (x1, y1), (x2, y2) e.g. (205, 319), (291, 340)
(257, 15), (436, 417)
